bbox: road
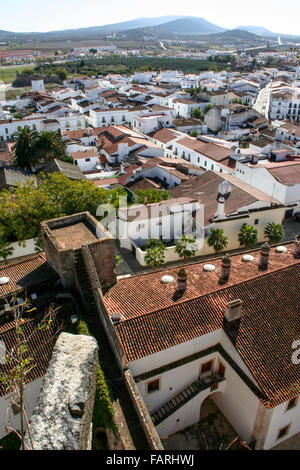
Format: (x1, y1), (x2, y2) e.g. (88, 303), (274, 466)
(253, 81), (272, 118)
(0, 82), (12, 100)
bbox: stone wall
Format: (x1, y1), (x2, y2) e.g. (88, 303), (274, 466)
(88, 238), (116, 287)
(24, 332), (98, 450)
(41, 221), (75, 289)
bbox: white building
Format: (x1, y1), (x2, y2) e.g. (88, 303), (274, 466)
(133, 112), (173, 135)
(103, 243), (300, 450)
(235, 159), (300, 208)
(69, 147), (99, 172)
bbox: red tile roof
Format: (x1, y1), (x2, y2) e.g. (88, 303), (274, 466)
(170, 171), (278, 225)
(0, 253), (57, 298)
(105, 246), (300, 407)
(0, 304), (72, 397)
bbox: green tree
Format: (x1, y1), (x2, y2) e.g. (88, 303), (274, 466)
(0, 173), (127, 243)
(191, 108), (202, 119)
(145, 244), (166, 270)
(175, 234), (196, 264)
(13, 126), (39, 170)
(204, 104), (214, 114)
(238, 224), (258, 249)
(264, 222), (284, 245)
(56, 68), (68, 81)
(33, 131), (66, 163)
(207, 228), (229, 254)
(190, 130), (198, 137)
(135, 189), (170, 204)
(145, 238), (166, 250)
(0, 239), (14, 261)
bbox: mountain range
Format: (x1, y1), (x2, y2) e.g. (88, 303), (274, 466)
(0, 16), (298, 43)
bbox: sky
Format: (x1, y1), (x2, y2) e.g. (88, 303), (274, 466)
(1, 0), (299, 36)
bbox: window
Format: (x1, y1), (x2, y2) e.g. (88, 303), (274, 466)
(200, 360), (213, 377)
(286, 397), (298, 411)
(277, 425), (290, 440)
(211, 164), (214, 170)
(85, 158), (90, 162)
(254, 219), (259, 225)
(147, 378), (160, 394)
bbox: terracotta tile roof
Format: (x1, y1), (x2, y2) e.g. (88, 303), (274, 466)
(104, 243), (298, 321)
(106, 247), (300, 406)
(149, 128), (184, 144)
(170, 171), (278, 225)
(265, 161), (300, 186)
(176, 137), (230, 162)
(0, 253), (57, 299)
(0, 304), (72, 397)
(71, 148), (98, 160)
(128, 177), (163, 191)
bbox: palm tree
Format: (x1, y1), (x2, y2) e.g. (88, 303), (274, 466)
(33, 131), (66, 164)
(175, 234), (196, 264)
(145, 245), (166, 270)
(207, 228), (229, 254)
(0, 240), (14, 261)
(264, 222), (284, 245)
(238, 224), (258, 249)
(145, 238), (166, 250)
(13, 126), (39, 170)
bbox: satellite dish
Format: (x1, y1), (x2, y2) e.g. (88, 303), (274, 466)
(0, 277), (9, 285)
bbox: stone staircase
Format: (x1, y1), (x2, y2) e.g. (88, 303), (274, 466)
(151, 374), (224, 427)
(73, 248), (151, 450)
(74, 249), (98, 315)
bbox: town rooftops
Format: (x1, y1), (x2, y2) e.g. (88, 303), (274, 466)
(170, 171), (277, 225)
(0, 253), (58, 299)
(70, 148), (98, 160)
(105, 243), (300, 407)
(176, 136), (230, 162)
(43, 159), (84, 181)
(248, 160), (300, 186)
(0, 166), (36, 189)
(0, 303), (73, 398)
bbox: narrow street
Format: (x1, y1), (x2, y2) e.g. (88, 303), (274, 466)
(253, 80), (272, 118)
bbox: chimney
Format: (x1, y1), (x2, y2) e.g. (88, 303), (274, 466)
(259, 242), (271, 270)
(293, 234), (300, 259)
(177, 268), (187, 293)
(220, 254), (231, 284)
(214, 196), (225, 219)
(224, 299), (243, 322)
(111, 313), (121, 325)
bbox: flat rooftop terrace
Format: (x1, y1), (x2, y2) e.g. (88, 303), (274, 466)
(52, 221), (98, 250)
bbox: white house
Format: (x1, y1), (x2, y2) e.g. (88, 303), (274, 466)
(234, 159), (300, 208)
(103, 243), (300, 450)
(133, 111), (173, 135)
(70, 147), (99, 172)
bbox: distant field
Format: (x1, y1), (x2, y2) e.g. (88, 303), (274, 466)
(0, 65), (35, 83)
(5, 82), (60, 100)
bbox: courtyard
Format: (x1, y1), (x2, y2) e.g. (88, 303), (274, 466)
(161, 397), (249, 451)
